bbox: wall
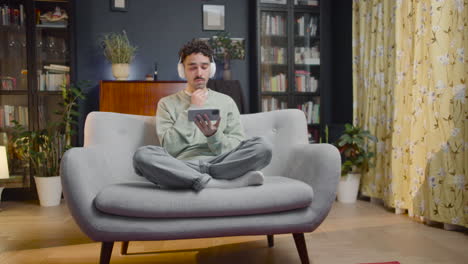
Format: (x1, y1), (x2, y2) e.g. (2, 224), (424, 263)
(74, 0), (250, 144)
(74, 0), (352, 145)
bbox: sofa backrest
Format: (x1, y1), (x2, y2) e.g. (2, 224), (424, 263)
(240, 109), (308, 176)
(84, 109), (308, 181)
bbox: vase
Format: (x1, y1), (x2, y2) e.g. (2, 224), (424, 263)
(337, 173), (361, 203)
(34, 176), (62, 207)
(223, 59), (232, 80)
(111, 63), (130, 80)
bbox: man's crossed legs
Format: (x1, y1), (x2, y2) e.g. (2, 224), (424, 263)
(133, 136), (272, 191)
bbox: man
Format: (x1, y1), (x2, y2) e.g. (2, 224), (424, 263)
(133, 39), (272, 191)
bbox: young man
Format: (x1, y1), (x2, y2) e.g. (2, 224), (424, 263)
(133, 40), (272, 191)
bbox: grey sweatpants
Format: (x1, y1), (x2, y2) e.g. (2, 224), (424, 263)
(133, 136), (273, 191)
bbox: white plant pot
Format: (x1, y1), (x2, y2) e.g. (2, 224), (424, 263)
(112, 63), (130, 80)
(337, 173), (361, 203)
(34, 176), (62, 207)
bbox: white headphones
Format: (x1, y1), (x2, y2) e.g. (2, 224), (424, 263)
(177, 56), (216, 79)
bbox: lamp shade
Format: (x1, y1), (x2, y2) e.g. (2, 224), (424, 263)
(0, 146), (9, 179)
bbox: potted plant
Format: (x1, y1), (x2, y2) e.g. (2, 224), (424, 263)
(335, 123), (377, 203)
(208, 31), (245, 80)
(101, 30), (137, 80)
(12, 83), (85, 207)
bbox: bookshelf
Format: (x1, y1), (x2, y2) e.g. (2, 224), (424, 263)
(0, 0), (74, 195)
(251, 0), (331, 143)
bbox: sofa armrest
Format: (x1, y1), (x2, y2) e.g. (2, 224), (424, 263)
(61, 146), (116, 239)
(285, 143), (341, 229)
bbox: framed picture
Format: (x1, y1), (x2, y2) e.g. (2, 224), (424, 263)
(110, 0), (127, 12)
(202, 4), (225, 31)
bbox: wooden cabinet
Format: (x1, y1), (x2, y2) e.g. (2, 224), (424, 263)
(100, 80), (246, 116)
(100, 81), (186, 116)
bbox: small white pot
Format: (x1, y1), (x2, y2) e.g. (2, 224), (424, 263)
(337, 173), (361, 203)
(111, 63), (130, 80)
(34, 176), (62, 207)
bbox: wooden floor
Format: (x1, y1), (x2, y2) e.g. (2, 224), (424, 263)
(0, 200), (467, 264)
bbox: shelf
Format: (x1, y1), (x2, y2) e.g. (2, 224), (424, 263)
(260, 0), (287, 3)
(35, 0), (69, 3)
(293, 6), (320, 12)
(0, 25), (25, 31)
(292, 92), (319, 96)
(294, 36), (320, 41)
(261, 91), (288, 95)
(294, 6), (320, 11)
(261, 35), (288, 45)
(36, 24), (68, 29)
(261, 34), (287, 38)
(0, 175), (26, 188)
(38, 91), (62, 95)
(295, 63), (320, 67)
(261, 63), (288, 67)
(41, 60), (70, 66)
(259, 1), (288, 8)
(0, 90), (28, 95)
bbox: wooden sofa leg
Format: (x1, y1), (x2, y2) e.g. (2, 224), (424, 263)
(121, 241), (129, 255)
(100, 242), (114, 264)
(292, 233), (310, 264)
(267, 235), (274, 247)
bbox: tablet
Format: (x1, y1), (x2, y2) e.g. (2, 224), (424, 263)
(188, 108), (220, 121)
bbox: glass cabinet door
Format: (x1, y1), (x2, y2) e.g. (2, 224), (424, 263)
(0, 94), (30, 185)
(0, 0), (30, 186)
(35, 0), (70, 95)
(260, 10), (288, 111)
(0, 2), (28, 91)
(257, 0), (323, 143)
(34, 0), (71, 133)
(294, 11), (320, 93)
(0, 0), (73, 190)
(294, 10), (320, 124)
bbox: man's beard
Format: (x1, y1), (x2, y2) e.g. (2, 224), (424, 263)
(194, 78), (206, 89)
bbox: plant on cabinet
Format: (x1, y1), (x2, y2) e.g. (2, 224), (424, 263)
(335, 124), (377, 203)
(101, 30), (137, 80)
(208, 31), (245, 80)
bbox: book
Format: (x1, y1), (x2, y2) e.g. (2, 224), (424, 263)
(43, 71), (69, 91)
(44, 64), (70, 72)
(19, 4), (24, 26)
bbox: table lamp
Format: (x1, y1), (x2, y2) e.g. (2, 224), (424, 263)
(0, 146), (9, 179)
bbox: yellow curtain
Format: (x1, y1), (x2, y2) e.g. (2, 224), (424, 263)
(353, 0), (467, 227)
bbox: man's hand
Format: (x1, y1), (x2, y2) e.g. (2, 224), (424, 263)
(191, 89), (208, 107)
(195, 114), (221, 137)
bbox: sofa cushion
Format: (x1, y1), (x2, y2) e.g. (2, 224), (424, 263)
(94, 176), (313, 218)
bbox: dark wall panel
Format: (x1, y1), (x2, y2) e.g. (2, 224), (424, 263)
(330, 0), (353, 125)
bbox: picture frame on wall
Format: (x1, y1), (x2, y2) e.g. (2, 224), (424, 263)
(110, 0), (127, 12)
(202, 4), (225, 31)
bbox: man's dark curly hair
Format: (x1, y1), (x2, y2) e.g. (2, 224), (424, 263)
(179, 39), (214, 63)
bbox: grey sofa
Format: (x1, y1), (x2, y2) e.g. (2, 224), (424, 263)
(61, 109), (340, 264)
